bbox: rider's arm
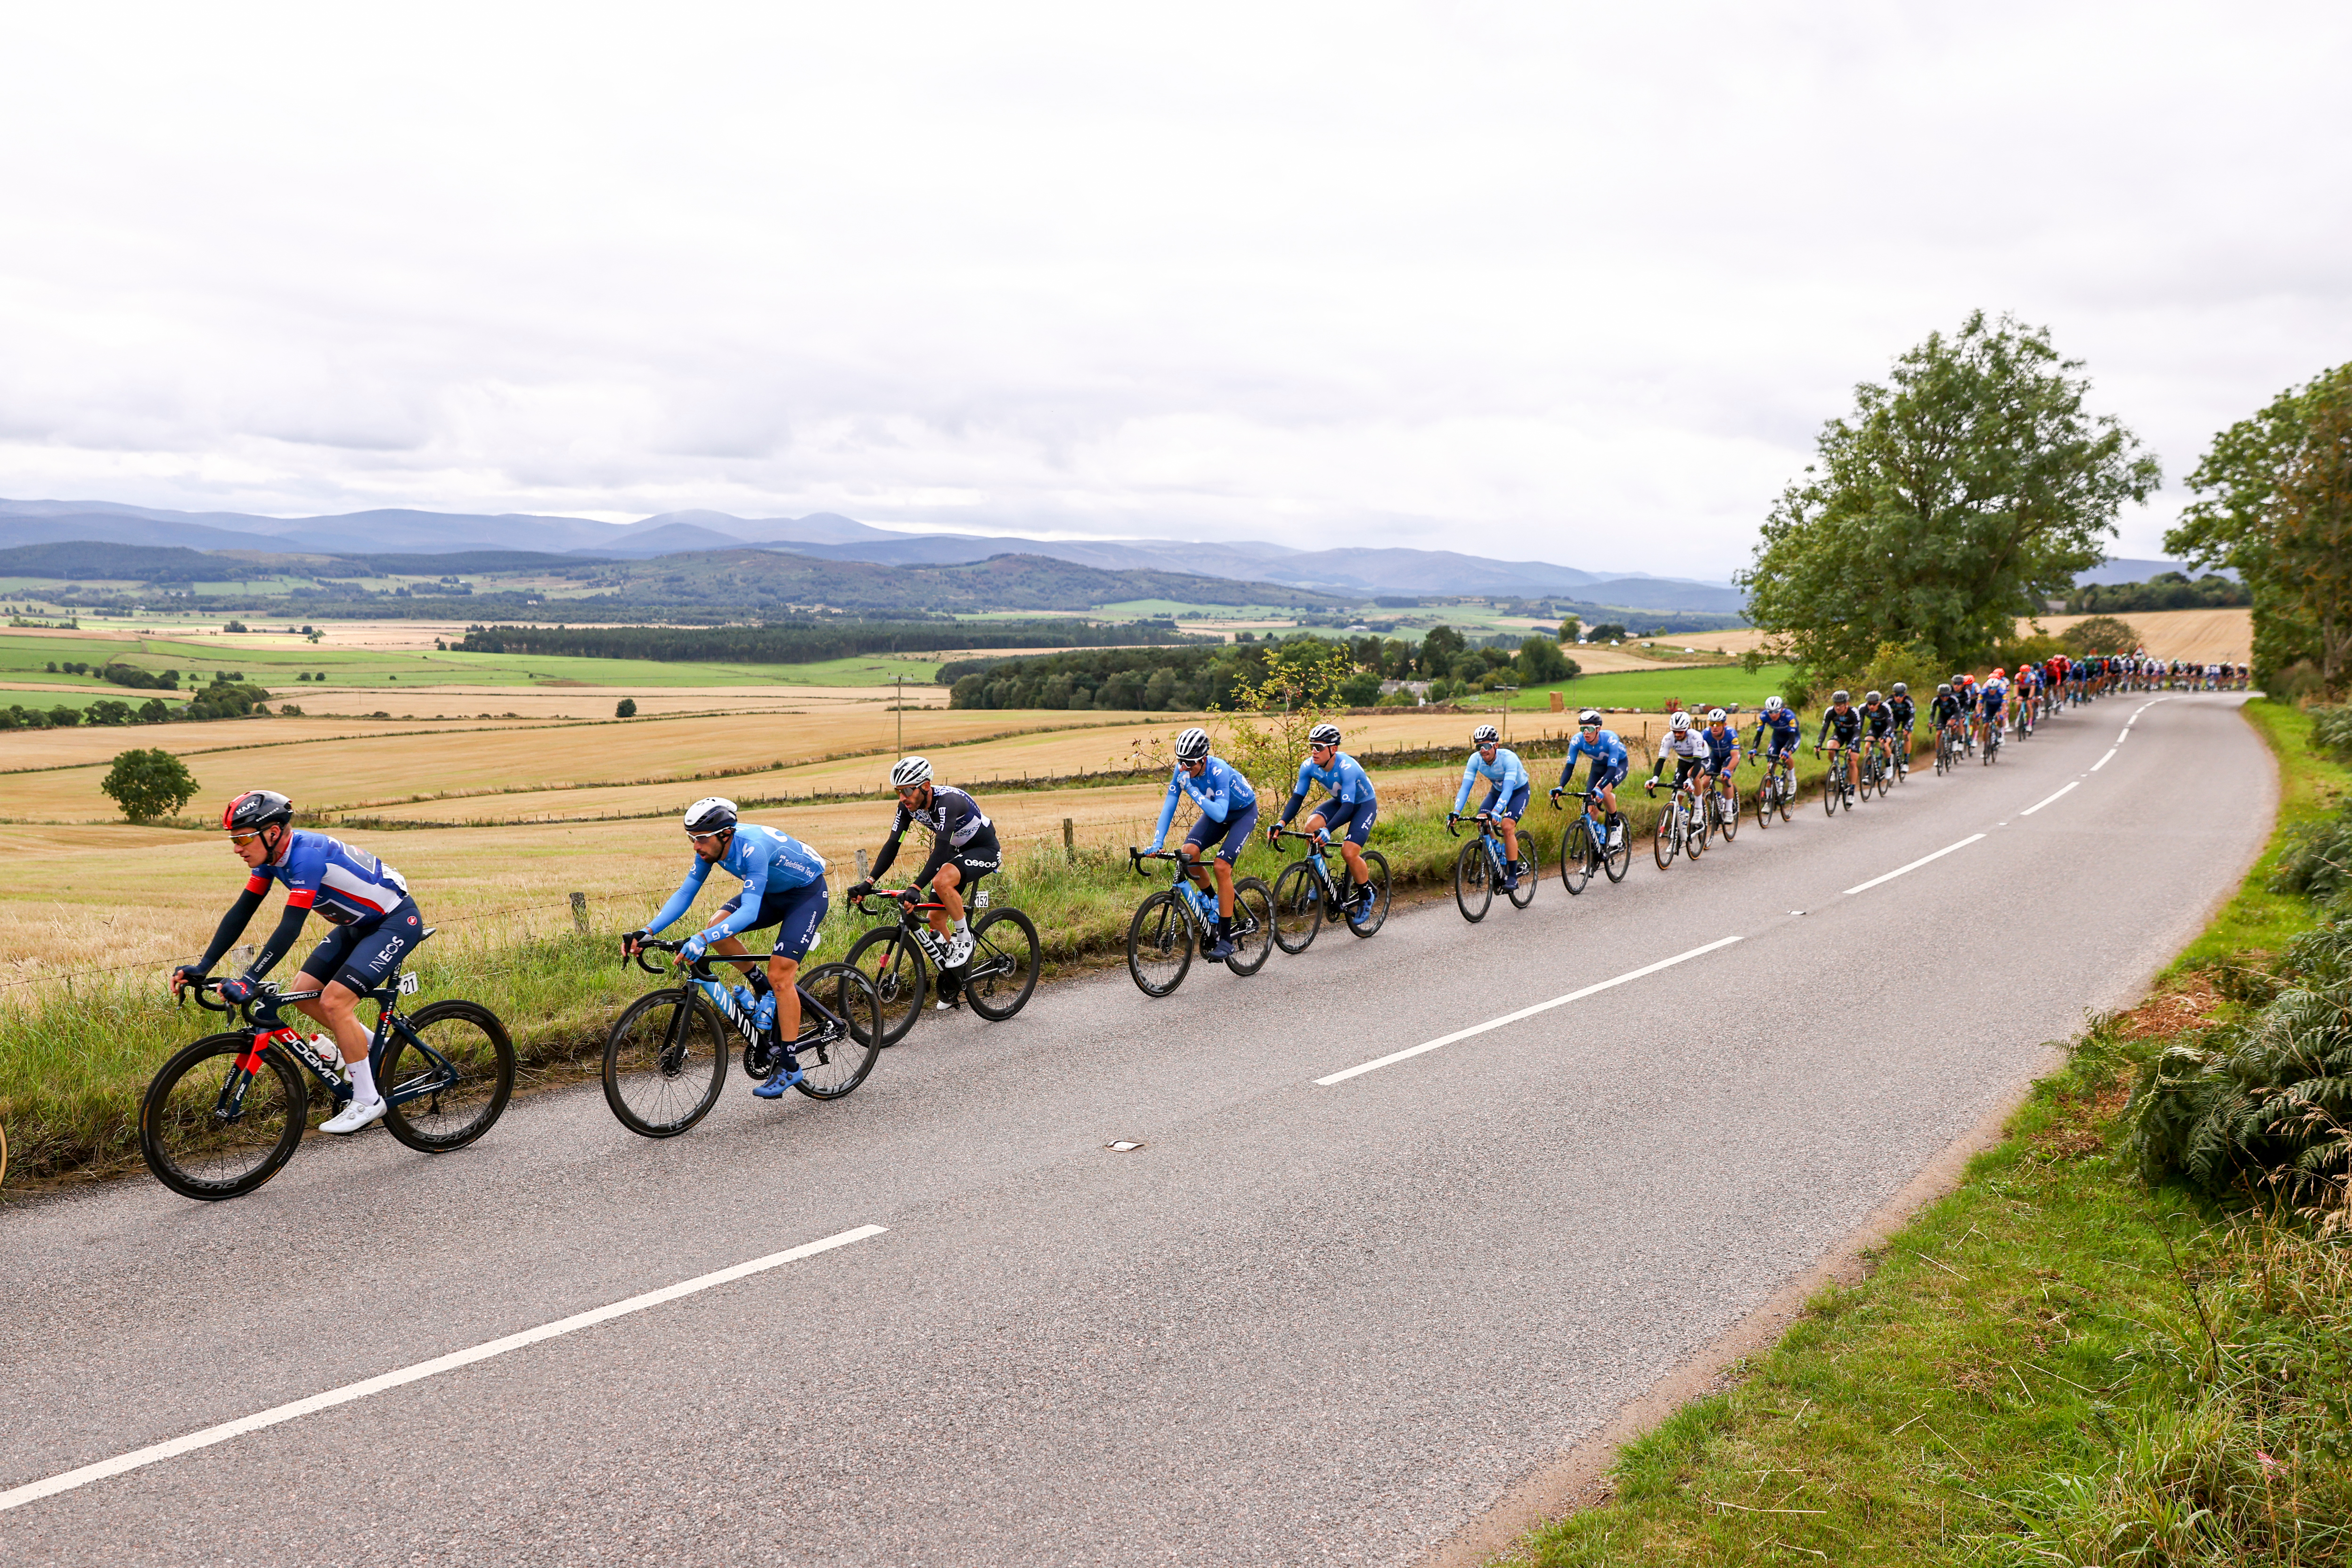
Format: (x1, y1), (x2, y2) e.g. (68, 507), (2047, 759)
(1152, 773), (1182, 846)
(708, 856), (768, 940)
(191, 882), (268, 975)
(242, 893), (314, 981)
(867, 804), (912, 881)
(1194, 763), (1231, 825)
(1281, 759), (1313, 827)
(645, 856), (714, 936)
(1452, 756), (1479, 814)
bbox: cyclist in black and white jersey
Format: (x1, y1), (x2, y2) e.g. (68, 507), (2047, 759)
(848, 756), (1001, 1006)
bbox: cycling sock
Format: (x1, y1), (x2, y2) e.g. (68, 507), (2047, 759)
(747, 970), (773, 998)
(346, 1053), (377, 1103)
(953, 916), (968, 934)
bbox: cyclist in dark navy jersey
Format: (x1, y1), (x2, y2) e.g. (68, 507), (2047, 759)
(170, 790), (425, 1135)
(849, 755), (1000, 1008)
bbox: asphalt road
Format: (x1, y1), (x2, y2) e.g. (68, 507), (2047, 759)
(0, 694), (2272, 1567)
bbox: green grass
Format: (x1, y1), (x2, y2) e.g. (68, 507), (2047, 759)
(1, 684), (191, 714)
(0, 629), (942, 692)
(2170, 699), (2350, 975)
(1511, 697), (2352, 1567)
(1473, 663), (1798, 714)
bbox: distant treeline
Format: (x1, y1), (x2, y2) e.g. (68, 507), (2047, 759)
(2063, 572), (2249, 614)
(450, 619), (1207, 662)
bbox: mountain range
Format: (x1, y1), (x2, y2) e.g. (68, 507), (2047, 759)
(0, 498), (1744, 613)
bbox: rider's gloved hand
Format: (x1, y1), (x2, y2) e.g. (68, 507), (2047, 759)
(218, 975), (258, 1005)
(620, 929), (646, 957)
(170, 964), (207, 995)
(1266, 825), (1281, 846)
(846, 880), (874, 899)
(678, 931), (710, 965)
(898, 886), (924, 907)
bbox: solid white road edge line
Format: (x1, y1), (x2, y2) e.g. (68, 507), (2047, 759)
(1315, 936), (1743, 1086)
(2092, 748), (2119, 771)
(0, 1224), (889, 1514)
(1841, 833), (1986, 897)
(2021, 781), (2080, 817)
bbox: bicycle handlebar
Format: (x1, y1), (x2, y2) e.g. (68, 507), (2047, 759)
(1128, 846), (1181, 876)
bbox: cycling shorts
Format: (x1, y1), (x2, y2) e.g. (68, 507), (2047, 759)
(1586, 762), (1629, 792)
(716, 881), (831, 963)
(1763, 740), (1797, 763)
(1481, 782), (1531, 821)
(301, 897), (425, 996)
(1669, 756), (1706, 786)
(1307, 794), (1378, 847)
(1184, 800), (1259, 864)
(935, 847), (1001, 888)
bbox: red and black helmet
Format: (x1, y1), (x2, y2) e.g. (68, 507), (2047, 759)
(221, 789), (294, 833)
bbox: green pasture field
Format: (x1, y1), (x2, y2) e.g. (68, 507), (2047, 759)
(1472, 662), (1797, 713)
(0, 684), (193, 714)
(0, 629), (941, 691)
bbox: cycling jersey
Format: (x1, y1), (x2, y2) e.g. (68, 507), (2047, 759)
(1155, 756), (1257, 844)
(869, 784), (998, 888)
(1979, 679), (2007, 715)
(1454, 747), (1529, 814)
(244, 830), (412, 926)
(1751, 710), (1802, 756)
(1558, 728), (1630, 788)
(1699, 724), (1740, 770)
(1282, 751), (1376, 825)
(647, 824), (829, 943)
(1817, 706), (1861, 744)
(1860, 703), (1895, 737)
(1889, 696), (1915, 728)
(1930, 694), (1965, 726)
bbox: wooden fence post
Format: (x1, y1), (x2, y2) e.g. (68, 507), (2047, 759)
(570, 891), (588, 934)
(1062, 817), (1076, 862)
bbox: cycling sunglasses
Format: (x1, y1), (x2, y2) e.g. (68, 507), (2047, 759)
(227, 830), (265, 846)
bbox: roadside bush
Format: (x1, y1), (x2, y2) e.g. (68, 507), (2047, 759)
(99, 747), (199, 823)
(2311, 705), (2352, 765)
(2062, 614), (2140, 655)
(2272, 799), (2352, 903)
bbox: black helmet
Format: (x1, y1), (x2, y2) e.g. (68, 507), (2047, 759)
(1307, 722), (1342, 749)
(1831, 689), (1850, 704)
(1891, 682), (1907, 696)
(1174, 727), (1211, 763)
(222, 790), (293, 833)
(682, 797), (739, 835)
(1936, 682), (1952, 695)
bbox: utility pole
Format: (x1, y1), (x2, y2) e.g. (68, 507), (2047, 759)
(893, 675), (905, 759)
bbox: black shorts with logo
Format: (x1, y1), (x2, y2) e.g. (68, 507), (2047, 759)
(302, 898), (425, 996)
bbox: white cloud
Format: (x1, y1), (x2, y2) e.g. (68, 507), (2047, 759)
(0, 0), (2345, 573)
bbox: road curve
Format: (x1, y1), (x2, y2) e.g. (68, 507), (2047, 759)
(0, 694), (2272, 1567)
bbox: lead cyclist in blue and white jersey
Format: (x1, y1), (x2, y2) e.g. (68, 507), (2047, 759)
(1452, 724), (1529, 891)
(1147, 726), (1258, 960)
(623, 798), (830, 1098)
(1551, 708), (1629, 849)
(169, 789), (426, 1135)
(1269, 721), (1378, 915)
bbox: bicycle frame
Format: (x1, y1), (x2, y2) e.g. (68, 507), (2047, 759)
(200, 972), (453, 1116)
(633, 943), (853, 1050)
(1131, 849), (1223, 943)
(849, 890), (1022, 988)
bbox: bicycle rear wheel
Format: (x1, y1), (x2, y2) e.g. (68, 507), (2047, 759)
(1346, 849), (1391, 937)
(845, 926), (926, 1046)
(1560, 818), (1593, 894)
(140, 1034), (307, 1200)
(1225, 878), (1276, 975)
(603, 989), (727, 1138)
(381, 1000), (515, 1152)
(964, 907), (1039, 1021)
(1271, 859), (1323, 955)
(1455, 840), (1494, 921)
(792, 963), (882, 1100)
(1127, 890), (1193, 997)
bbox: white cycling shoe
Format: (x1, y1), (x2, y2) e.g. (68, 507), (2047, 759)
(944, 930), (975, 968)
(321, 1095), (387, 1135)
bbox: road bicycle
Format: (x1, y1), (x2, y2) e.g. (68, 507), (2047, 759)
(1648, 776), (1707, 868)
(1702, 774), (1740, 843)
(1448, 810), (1537, 920)
(141, 946), (514, 1200)
(2016, 700), (2035, 740)
(1124, 848), (1274, 996)
(843, 884), (1039, 1046)
(1817, 746), (1856, 814)
(1936, 721), (1965, 775)
(602, 939), (881, 1138)
(1269, 826), (1391, 954)
(1750, 752), (1796, 827)
(1893, 727), (1911, 782)
(1858, 738), (1891, 800)
(1550, 787), (1630, 892)
(1981, 717), (2004, 765)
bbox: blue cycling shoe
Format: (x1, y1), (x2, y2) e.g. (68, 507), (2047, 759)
(751, 1062), (805, 1099)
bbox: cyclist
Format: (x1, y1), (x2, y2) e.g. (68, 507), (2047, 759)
(1859, 690), (1897, 779)
(847, 756), (999, 1012)
(1552, 708), (1629, 849)
(1269, 722), (1378, 915)
(1646, 710), (1715, 823)
(1929, 681), (1967, 759)
(1147, 725), (1258, 960)
(1452, 723), (1529, 891)
(1699, 707), (1742, 823)
(623, 798), (829, 1098)
(1979, 668), (2009, 749)
(1814, 689), (1863, 795)
(169, 790), (424, 1135)
(1748, 695), (1802, 807)
(1888, 681), (1916, 763)
(1953, 671), (1980, 751)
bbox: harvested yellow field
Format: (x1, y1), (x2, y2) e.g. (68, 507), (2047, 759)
(2024, 607), (2251, 664)
(280, 682), (948, 720)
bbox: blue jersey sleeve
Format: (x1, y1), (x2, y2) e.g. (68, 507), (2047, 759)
(1453, 756), (1481, 814)
(647, 855), (713, 935)
(1153, 771), (1183, 845)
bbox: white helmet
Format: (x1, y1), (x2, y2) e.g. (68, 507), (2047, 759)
(1472, 724), (1500, 745)
(1577, 708), (1602, 727)
(1306, 722), (1342, 748)
(682, 797), (738, 835)
(1764, 695), (1783, 712)
(890, 756), (932, 790)
(1174, 726), (1211, 762)
(1670, 711), (1692, 732)
(1707, 708), (1727, 723)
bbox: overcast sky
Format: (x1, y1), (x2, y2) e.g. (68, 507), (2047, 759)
(2, 2), (2346, 576)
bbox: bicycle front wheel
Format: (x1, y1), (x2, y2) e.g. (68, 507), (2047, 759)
(1127, 890), (1194, 997)
(381, 1000), (515, 1153)
(845, 926), (926, 1047)
(1225, 878), (1276, 975)
(1601, 817), (1630, 881)
(964, 907), (1039, 1021)
(1753, 779), (1773, 830)
(1718, 786), (1740, 841)
(140, 1034), (307, 1200)
(1560, 818), (1593, 894)
(1346, 849), (1392, 937)
(1271, 859), (1323, 955)
(1655, 809), (1677, 868)
(603, 989), (727, 1138)
(1455, 840), (1494, 921)
(793, 963), (882, 1100)
(1506, 839), (1537, 908)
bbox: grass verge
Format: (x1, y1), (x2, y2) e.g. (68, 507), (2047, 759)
(1503, 698), (2352, 1567)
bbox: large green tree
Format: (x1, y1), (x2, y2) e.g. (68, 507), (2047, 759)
(1739, 311), (2160, 685)
(2167, 362), (2352, 688)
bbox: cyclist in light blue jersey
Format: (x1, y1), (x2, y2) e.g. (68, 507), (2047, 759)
(1551, 708), (1628, 849)
(1148, 726), (1258, 959)
(623, 798), (830, 1098)
(1268, 721), (1377, 914)
(1451, 723), (1529, 891)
